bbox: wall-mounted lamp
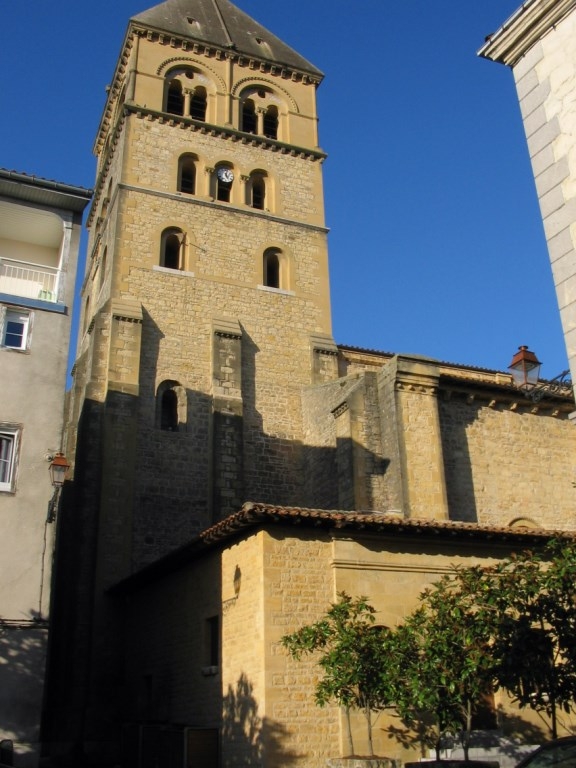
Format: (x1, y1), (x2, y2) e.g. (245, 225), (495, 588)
(47, 452), (70, 523)
(508, 346), (572, 402)
(49, 452), (70, 488)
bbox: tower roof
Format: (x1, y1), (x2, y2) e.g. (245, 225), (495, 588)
(132, 0), (323, 77)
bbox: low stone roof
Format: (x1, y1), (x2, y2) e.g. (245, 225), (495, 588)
(132, 0), (322, 77)
(110, 501), (574, 594)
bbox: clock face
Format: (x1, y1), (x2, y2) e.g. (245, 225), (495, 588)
(217, 168), (234, 183)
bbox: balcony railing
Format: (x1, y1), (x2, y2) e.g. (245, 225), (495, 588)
(0, 258), (59, 303)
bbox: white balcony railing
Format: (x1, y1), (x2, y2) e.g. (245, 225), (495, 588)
(0, 258), (59, 303)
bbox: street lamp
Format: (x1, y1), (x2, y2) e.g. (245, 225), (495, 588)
(47, 452), (70, 523)
(508, 346), (572, 402)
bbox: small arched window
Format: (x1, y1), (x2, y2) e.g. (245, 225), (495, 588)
(166, 80), (184, 115)
(161, 228), (184, 270)
(190, 87), (207, 121)
(263, 106), (278, 139)
(251, 173), (266, 210)
(263, 248), (280, 289)
(161, 389), (179, 431)
(156, 380), (186, 431)
(215, 166), (234, 203)
(178, 155), (196, 195)
(242, 99), (257, 134)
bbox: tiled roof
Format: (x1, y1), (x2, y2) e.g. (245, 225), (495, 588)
(132, 0), (322, 76)
(111, 502), (574, 593)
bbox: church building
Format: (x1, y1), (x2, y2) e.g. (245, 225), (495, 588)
(43, 1), (576, 766)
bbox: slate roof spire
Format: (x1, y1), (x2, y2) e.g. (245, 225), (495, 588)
(132, 0), (322, 76)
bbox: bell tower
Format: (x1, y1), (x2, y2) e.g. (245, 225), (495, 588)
(67, 0), (335, 577)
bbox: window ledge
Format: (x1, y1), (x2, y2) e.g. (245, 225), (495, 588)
(257, 285), (295, 297)
(153, 266), (195, 278)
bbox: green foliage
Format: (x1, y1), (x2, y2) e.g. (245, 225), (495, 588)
(282, 541), (576, 756)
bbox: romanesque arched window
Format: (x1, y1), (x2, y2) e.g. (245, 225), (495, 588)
(215, 165), (234, 203)
(250, 172), (266, 210)
(156, 380), (187, 431)
(178, 155), (197, 195)
(242, 99), (257, 134)
(263, 248), (281, 288)
(263, 106), (278, 139)
(160, 228), (185, 270)
(166, 79), (184, 115)
(190, 87), (207, 121)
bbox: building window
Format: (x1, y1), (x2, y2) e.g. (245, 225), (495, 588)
(2, 309), (30, 350)
(156, 380), (186, 431)
(263, 248), (281, 288)
(263, 106), (278, 139)
(160, 228), (185, 270)
(215, 167), (234, 203)
(166, 79), (184, 115)
(0, 427), (19, 493)
(190, 87), (207, 121)
(206, 616), (219, 667)
(178, 155), (197, 195)
(242, 99), (257, 134)
(250, 173), (266, 210)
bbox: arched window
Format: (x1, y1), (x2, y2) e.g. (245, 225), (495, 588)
(161, 389), (179, 431)
(178, 155), (196, 194)
(250, 173), (266, 210)
(190, 87), (207, 121)
(263, 106), (278, 139)
(263, 248), (280, 288)
(156, 380), (186, 431)
(161, 228), (184, 270)
(215, 166), (234, 203)
(166, 79), (184, 115)
(242, 99), (257, 134)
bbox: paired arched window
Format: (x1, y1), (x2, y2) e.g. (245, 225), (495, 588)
(239, 87), (282, 140)
(156, 380), (186, 431)
(161, 228), (185, 270)
(165, 68), (209, 121)
(178, 155), (197, 195)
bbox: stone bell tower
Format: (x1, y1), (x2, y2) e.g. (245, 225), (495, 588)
(66, 0), (336, 578)
(47, 0), (336, 761)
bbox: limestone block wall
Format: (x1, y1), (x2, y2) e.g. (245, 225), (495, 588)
(440, 396), (576, 528)
(511, 10), (576, 392)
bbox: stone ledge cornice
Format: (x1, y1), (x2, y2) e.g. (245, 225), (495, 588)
(129, 103), (326, 161)
(478, 0), (576, 66)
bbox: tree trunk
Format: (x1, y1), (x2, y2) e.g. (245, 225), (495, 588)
(345, 706), (354, 756)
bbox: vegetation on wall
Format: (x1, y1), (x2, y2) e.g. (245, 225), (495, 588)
(282, 540), (576, 759)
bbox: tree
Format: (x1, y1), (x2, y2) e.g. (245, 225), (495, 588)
(391, 569), (496, 760)
(472, 540), (576, 739)
(281, 592), (397, 756)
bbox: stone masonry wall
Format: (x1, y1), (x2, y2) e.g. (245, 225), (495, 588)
(440, 396), (576, 528)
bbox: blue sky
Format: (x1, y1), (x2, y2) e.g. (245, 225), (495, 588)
(0, 0), (569, 379)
